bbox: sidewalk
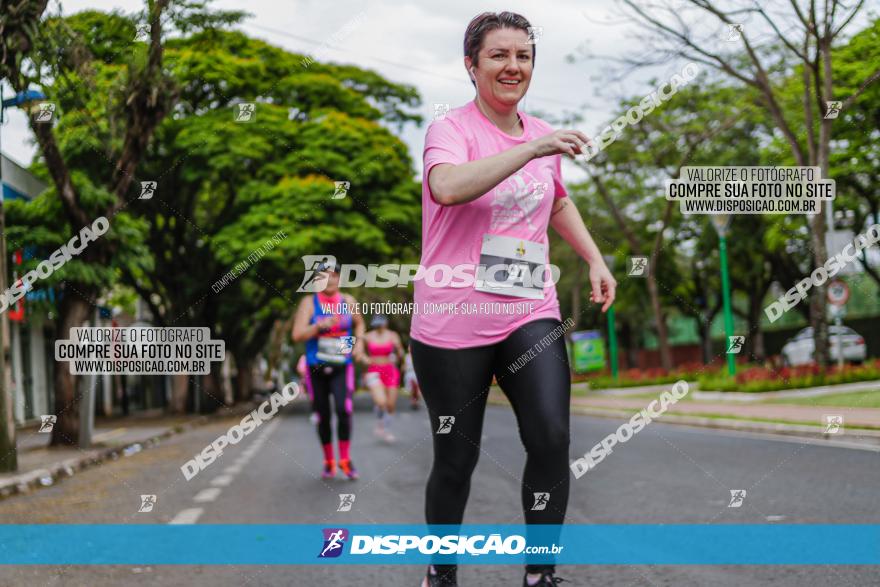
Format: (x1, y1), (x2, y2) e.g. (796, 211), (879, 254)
(567, 395), (880, 429)
(572, 379), (880, 401)
(0, 392), (369, 501)
(0, 408), (244, 500)
(488, 385), (880, 445)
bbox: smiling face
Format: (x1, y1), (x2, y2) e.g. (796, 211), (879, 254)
(466, 27), (533, 110)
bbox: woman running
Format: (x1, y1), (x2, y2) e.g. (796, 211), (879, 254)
(412, 12), (616, 587)
(292, 260), (365, 480)
(360, 315), (405, 443)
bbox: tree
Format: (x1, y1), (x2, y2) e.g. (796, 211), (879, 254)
(0, 0), (242, 445)
(609, 0), (880, 366)
(120, 29), (422, 406)
(579, 78), (739, 369)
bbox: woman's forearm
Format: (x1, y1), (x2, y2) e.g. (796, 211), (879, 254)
(549, 198), (604, 265)
(429, 142), (537, 206)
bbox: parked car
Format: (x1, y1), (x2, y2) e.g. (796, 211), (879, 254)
(781, 326), (867, 366)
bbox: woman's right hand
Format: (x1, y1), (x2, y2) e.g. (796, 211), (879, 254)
(316, 315), (339, 332)
(530, 130), (593, 159)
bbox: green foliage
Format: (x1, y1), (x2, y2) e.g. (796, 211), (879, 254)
(5, 171), (150, 314)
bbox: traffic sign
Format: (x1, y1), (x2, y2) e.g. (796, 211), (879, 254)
(827, 279), (849, 306)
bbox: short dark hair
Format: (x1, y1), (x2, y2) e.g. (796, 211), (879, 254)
(464, 12), (535, 87)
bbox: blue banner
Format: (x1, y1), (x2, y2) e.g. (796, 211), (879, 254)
(1, 524), (878, 565)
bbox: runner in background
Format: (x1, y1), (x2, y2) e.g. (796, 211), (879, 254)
(292, 260), (365, 480)
(403, 342), (421, 410)
(360, 315), (405, 443)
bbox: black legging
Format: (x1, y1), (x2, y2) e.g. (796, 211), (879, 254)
(411, 318), (571, 575)
(303, 363), (354, 444)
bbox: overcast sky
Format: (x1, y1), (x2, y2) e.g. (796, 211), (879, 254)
(1, 1), (722, 183)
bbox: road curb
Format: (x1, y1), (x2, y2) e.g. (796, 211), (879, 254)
(486, 396), (880, 447)
(694, 379), (880, 401)
(0, 404), (255, 502)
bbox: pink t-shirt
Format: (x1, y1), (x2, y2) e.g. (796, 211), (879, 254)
(410, 100), (568, 349)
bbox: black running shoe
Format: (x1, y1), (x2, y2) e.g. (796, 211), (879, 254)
(424, 564), (457, 586)
(524, 568), (566, 585)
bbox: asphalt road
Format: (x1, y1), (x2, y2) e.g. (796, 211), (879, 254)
(1, 392), (878, 586)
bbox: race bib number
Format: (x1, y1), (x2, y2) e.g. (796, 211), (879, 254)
(474, 234), (546, 300)
(316, 336), (348, 365)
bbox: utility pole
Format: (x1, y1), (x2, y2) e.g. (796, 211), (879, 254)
(0, 87), (17, 471)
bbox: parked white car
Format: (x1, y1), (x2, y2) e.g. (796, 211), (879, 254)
(781, 326), (867, 366)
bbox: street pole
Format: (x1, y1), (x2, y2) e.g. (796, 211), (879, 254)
(718, 234), (736, 376)
(0, 88), (17, 472)
(602, 254), (619, 380)
(835, 313), (844, 369)
(710, 214), (736, 377)
(607, 304), (618, 380)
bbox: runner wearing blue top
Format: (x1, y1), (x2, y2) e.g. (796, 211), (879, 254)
(293, 261), (366, 480)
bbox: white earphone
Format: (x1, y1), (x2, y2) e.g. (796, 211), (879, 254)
(470, 66), (476, 81)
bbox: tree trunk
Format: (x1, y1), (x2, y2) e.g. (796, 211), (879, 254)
(747, 296), (766, 362)
(235, 355), (254, 403)
(811, 33), (834, 368)
(701, 317), (713, 365)
(200, 362), (227, 413)
(169, 374), (189, 414)
(646, 274), (672, 370)
(50, 288), (92, 447)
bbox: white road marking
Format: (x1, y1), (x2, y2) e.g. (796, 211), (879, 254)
(169, 508), (203, 524)
(193, 487), (222, 503)
(211, 474), (234, 487)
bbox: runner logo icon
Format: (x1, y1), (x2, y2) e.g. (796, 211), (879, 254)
(138, 494), (157, 513)
(531, 492), (549, 511)
(298, 255), (337, 292)
(38, 415), (56, 433)
(824, 414), (844, 434)
(436, 416), (455, 434)
(338, 336), (356, 354)
(337, 494), (355, 512)
(728, 489), (746, 508)
(319, 528), (349, 558)
(727, 336), (745, 354)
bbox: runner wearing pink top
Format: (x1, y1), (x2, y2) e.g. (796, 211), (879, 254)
(410, 98), (567, 348)
(413, 12), (617, 587)
(360, 315), (405, 443)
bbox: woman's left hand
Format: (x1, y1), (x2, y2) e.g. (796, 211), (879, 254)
(589, 261), (617, 313)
